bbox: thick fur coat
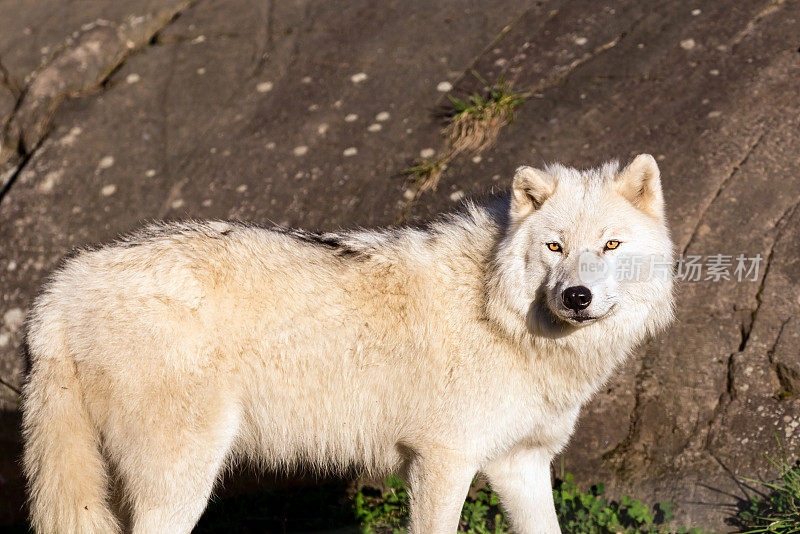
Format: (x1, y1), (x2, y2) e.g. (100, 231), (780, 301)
(22, 155), (674, 533)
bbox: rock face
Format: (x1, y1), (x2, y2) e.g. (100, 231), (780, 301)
(1, 0), (798, 530)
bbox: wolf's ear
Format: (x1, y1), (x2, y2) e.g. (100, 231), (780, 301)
(614, 154), (664, 218)
(511, 166), (555, 217)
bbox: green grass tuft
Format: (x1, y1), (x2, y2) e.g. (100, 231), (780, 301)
(401, 74), (528, 195)
(736, 453), (800, 534)
(444, 75), (527, 154)
(401, 157), (448, 193)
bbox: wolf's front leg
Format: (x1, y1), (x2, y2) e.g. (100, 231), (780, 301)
(406, 454), (476, 534)
(482, 446), (561, 534)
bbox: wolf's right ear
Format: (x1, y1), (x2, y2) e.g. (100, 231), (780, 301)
(511, 166), (555, 217)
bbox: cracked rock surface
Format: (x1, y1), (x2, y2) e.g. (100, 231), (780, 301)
(0, 0), (798, 530)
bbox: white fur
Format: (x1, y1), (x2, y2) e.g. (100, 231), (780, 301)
(21, 156), (674, 533)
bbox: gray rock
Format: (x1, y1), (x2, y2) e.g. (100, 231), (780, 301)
(773, 318), (800, 396)
(1, 0), (798, 530)
(0, 1), (193, 186)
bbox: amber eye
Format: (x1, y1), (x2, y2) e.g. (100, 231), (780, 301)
(604, 240), (621, 251)
(547, 242), (563, 253)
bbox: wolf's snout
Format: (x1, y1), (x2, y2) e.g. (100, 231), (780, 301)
(562, 286), (592, 311)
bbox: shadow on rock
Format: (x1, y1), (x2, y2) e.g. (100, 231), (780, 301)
(196, 468), (359, 534)
(0, 408), (27, 530)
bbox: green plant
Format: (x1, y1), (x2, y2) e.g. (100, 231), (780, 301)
(353, 475), (409, 533)
(353, 476), (508, 534)
(458, 485), (509, 534)
(736, 451), (800, 534)
(351, 473), (697, 533)
(444, 75), (527, 155)
(553, 473), (685, 534)
(401, 74), (528, 196)
(402, 157), (448, 193)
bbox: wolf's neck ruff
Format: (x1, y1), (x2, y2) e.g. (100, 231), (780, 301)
(413, 196), (662, 408)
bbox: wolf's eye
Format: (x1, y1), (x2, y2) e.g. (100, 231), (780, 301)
(604, 240), (621, 251)
(546, 242), (563, 253)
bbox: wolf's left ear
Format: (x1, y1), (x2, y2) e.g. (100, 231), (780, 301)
(614, 154), (664, 218)
(511, 166), (555, 217)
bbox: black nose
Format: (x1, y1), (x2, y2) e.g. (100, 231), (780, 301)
(562, 286), (592, 311)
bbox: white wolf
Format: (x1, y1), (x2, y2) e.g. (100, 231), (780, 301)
(21, 155), (674, 534)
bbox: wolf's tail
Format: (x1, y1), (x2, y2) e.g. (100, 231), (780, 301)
(22, 309), (119, 534)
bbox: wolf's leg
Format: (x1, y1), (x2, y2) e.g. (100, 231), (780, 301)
(125, 448), (228, 534)
(405, 454), (476, 534)
(111, 403), (240, 534)
(482, 447), (561, 534)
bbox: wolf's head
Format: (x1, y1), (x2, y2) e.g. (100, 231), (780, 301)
(489, 155), (674, 341)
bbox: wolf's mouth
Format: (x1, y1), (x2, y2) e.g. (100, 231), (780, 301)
(556, 303), (617, 326)
(559, 314), (600, 326)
